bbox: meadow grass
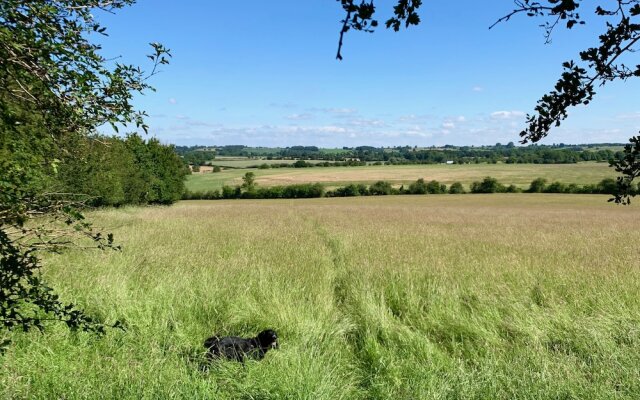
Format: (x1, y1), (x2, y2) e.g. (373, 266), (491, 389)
(186, 162), (615, 192)
(1, 195), (639, 399)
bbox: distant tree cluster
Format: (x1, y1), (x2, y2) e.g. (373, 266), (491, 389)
(56, 134), (188, 207)
(174, 148), (216, 166)
(181, 144), (625, 167)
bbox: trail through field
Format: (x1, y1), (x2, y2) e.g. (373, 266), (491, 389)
(2, 195), (640, 399)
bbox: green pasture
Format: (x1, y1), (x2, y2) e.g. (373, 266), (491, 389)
(1, 195), (639, 399)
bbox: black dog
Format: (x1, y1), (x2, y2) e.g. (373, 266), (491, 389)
(204, 329), (278, 362)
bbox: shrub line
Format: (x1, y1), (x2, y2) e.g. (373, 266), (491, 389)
(182, 176), (637, 200)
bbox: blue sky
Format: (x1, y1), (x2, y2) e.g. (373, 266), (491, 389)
(97, 1), (640, 147)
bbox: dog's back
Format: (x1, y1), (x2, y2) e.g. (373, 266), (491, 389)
(204, 335), (256, 361)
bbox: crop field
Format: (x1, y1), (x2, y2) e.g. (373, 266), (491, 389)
(1, 195), (639, 399)
(186, 162), (616, 192)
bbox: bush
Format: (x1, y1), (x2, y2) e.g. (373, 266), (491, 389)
(449, 182), (466, 194)
(528, 178), (548, 193)
(470, 177), (506, 193)
(221, 185), (236, 199)
(293, 160), (310, 168)
(545, 181), (568, 193)
(282, 183), (325, 198)
(597, 178), (618, 195)
(408, 178), (428, 194)
(369, 181), (393, 195)
(505, 184), (520, 193)
(426, 180), (447, 194)
(334, 184), (368, 197)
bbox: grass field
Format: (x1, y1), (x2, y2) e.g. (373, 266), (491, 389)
(186, 162), (616, 192)
(1, 195), (639, 399)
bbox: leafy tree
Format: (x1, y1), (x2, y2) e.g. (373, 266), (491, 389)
(471, 177), (507, 194)
(528, 178), (549, 193)
(0, 0), (169, 348)
(448, 182), (466, 194)
(408, 178), (428, 195)
(369, 180), (394, 195)
(336, 0), (639, 203)
(242, 172), (257, 192)
(425, 180), (447, 194)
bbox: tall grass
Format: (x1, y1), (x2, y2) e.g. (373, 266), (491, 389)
(1, 195), (639, 399)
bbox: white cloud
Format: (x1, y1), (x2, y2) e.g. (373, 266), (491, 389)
(472, 86), (483, 92)
(168, 98), (177, 104)
(442, 121), (455, 129)
(490, 110), (526, 120)
(285, 113), (314, 121)
(347, 118), (386, 127)
(325, 107), (357, 115)
(309, 107), (358, 117)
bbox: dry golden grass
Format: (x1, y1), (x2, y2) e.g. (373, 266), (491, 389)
(252, 163), (614, 187)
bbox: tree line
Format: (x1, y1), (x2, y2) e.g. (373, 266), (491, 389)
(179, 143), (625, 167)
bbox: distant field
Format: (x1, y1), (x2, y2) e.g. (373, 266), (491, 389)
(209, 158), (331, 168)
(2, 195), (639, 398)
(186, 162), (616, 192)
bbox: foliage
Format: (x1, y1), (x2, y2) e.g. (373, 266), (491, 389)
(195, 143), (624, 165)
(408, 178), (428, 195)
(55, 134), (187, 206)
(242, 172), (256, 192)
(183, 177), (634, 200)
(448, 182), (466, 194)
(611, 136), (640, 204)
(0, 0), (169, 348)
(369, 180), (394, 195)
(335, 0), (422, 59)
(471, 177), (507, 194)
(528, 178), (548, 193)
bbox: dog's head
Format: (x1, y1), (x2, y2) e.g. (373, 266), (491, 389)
(257, 329), (279, 350)
(203, 336), (219, 349)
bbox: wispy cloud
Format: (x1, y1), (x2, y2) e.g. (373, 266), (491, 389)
(346, 118), (386, 127)
(309, 107), (358, 117)
(442, 121), (456, 129)
(615, 112), (640, 120)
(168, 98), (177, 105)
(472, 86), (483, 92)
(285, 113), (314, 121)
(490, 110), (526, 120)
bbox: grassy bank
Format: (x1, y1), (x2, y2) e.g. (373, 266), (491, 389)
(1, 195), (639, 398)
